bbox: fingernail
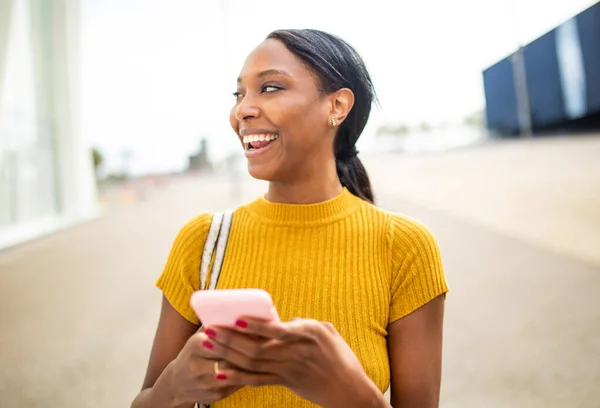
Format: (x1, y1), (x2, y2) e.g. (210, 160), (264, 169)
(235, 320), (248, 329)
(202, 340), (214, 350)
(216, 373), (228, 380)
(205, 329), (217, 339)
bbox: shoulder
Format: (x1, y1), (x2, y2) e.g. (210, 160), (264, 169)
(167, 213), (216, 262)
(359, 202), (441, 268)
(173, 213), (214, 245)
(387, 212), (439, 257)
(358, 201), (439, 252)
(169, 208), (242, 255)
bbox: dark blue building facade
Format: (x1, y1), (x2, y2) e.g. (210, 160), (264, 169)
(483, 2), (600, 135)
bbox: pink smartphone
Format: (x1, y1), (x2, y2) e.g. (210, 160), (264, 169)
(190, 288), (280, 328)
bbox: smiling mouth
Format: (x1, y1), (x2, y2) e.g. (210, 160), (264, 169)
(243, 133), (280, 151)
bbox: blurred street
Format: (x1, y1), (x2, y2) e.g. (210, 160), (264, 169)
(1, 136), (599, 407)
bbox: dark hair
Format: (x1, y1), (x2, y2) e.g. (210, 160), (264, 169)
(266, 29), (377, 203)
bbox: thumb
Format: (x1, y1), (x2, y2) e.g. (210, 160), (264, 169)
(321, 321), (338, 334)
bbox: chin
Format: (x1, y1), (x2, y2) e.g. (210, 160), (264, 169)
(247, 162), (278, 182)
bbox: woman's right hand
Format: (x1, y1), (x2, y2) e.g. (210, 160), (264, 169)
(161, 330), (243, 407)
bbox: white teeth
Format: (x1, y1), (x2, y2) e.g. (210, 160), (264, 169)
(242, 133), (279, 145)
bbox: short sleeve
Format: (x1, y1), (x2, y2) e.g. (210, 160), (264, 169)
(388, 215), (448, 324)
(155, 213), (213, 324)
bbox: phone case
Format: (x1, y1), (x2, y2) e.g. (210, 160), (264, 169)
(190, 288), (280, 327)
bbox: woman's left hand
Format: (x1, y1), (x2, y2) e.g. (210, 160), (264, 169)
(201, 318), (385, 408)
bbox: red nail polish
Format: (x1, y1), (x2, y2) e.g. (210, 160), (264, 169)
(235, 320), (248, 329)
(216, 373), (228, 380)
(202, 341), (214, 350)
(205, 329), (217, 339)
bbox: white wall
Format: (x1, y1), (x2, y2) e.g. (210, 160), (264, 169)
(0, 0), (99, 250)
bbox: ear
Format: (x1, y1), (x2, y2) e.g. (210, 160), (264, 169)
(329, 88), (355, 125)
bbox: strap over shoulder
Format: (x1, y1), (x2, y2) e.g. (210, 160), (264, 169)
(209, 211), (233, 290)
(199, 211), (234, 291)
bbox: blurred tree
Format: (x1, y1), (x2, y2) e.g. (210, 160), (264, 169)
(376, 124), (410, 137)
(91, 147), (104, 180)
(105, 173), (129, 182)
(463, 110), (485, 128)
(419, 122), (431, 132)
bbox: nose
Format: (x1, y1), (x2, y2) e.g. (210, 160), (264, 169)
(234, 94), (260, 122)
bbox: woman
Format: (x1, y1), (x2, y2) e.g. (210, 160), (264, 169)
(132, 29), (448, 408)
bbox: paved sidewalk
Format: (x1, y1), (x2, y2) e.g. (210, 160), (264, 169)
(1, 137), (599, 407)
(364, 135), (600, 266)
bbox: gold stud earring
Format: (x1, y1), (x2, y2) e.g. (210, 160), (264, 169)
(331, 118), (338, 127)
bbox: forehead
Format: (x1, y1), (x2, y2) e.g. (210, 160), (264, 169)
(237, 38), (315, 84)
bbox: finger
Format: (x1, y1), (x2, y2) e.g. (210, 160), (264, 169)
(207, 326), (273, 361)
(190, 332), (212, 358)
(201, 334), (277, 373)
(213, 367), (282, 387)
(229, 317), (289, 340)
(233, 317), (319, 342)
(321, 321), (338, 334)
(189, 333), (233, 374)
(276, 318), (327, 342)
(194, 380), (243, 406)
(215, 359), (236, 371)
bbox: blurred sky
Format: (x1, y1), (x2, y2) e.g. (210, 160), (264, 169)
(81, 0), (599, 176)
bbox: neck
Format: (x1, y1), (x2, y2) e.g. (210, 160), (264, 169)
(266, 162), (343, 204)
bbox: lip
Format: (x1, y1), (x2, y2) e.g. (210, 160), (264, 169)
(239, 128), (278, 137)
(239, 127), (280, 158)
(244, 137), (279, 159)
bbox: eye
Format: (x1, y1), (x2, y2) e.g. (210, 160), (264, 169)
(232, 91), (243, 100)
(262, 85), (282, 93)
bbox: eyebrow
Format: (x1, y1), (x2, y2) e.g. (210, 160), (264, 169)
(237, 69), (291, 84)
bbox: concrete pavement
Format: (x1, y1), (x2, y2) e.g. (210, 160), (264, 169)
(1, 136), (599, 407)
(364, 135), (600, 267)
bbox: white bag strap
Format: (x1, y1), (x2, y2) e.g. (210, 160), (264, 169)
(209, 211), (233, 290)
(199, 212), (223, 291)
(199, 211), (234, 291)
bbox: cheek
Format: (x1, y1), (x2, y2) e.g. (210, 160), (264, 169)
(229, 106), (238, 131)
(287, 105), (327, 151)
(272, 98), (323, 140)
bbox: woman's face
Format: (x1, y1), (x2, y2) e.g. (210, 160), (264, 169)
(230, 39), (334, 182)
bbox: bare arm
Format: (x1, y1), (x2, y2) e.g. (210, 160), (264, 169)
(388, 295), (445, 408)
(132, 296), (198, 408)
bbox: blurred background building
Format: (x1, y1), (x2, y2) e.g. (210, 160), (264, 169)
(0, 0), (98, 250)
(484, 2), (600, 136)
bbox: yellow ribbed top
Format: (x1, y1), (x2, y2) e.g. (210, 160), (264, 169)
(156, 188), (448, 407)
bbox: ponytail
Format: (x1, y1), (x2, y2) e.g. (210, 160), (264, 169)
(336, 156), (374, 203)
(334, 126), (374, 203)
